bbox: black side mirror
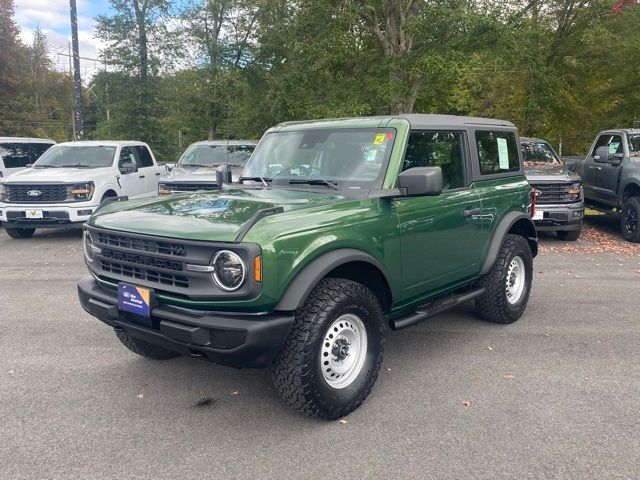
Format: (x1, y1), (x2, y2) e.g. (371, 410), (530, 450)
(593, 146), (610, 163)
(398, 166), (443, 196)
(216, 164), (232, 186)
(611, 153), (624, 166)
(120, 161), (138, 174)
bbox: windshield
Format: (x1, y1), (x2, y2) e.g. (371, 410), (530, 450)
(522, 141), (560, 164)
(628, 134), (640, 154)
(241, 128), (395, 190)
(178, 144), (255, 167)
(33, 145), (116, 168)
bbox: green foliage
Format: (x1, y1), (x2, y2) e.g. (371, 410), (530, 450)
(1, 0), (640, 158)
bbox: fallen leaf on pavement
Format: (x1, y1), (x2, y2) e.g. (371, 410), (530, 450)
(462, 401), (471, 407)
(338, 419), (348, 424)
(503, 374), (515, 379)
(230, 390), (240, 395)
(136, 394), (144, 399)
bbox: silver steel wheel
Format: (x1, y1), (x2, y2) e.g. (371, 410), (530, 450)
(320, 314), (368, 390)
(505, 255), (526, 305)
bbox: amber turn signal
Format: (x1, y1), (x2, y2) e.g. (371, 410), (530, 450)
(254, 255), (262, 282)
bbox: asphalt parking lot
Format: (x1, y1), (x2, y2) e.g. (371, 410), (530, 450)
(1, 217), (639, 480)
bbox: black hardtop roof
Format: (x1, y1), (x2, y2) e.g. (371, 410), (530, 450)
(398, 114), (516, 129)
(275, 114), (516, 130)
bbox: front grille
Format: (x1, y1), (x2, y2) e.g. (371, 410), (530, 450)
(531, 183), (576, 204)
(167, 183), (218, 192)
(100, 260), (189, 288)
(86, 226), (260, 300)
(97, 232), (187, 257)
(6, 184), (68, 202)
(100, 248), (183, 271)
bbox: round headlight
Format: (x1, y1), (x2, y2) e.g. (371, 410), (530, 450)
(211, 250), (246, 291)
(83, 230), (95, 263)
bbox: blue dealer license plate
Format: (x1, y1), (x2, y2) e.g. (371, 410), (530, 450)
(118, 283), (153, 318)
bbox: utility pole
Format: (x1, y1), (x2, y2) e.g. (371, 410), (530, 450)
(69, 0), (83, 140)
(68, 42), (76, 140)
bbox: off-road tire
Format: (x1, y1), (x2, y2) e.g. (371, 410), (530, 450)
(620, 197), (640, 243)
(4, 227), (36, 239)
(271, 278), (385, 420)
(475, 234), (533, 324)
(115, 329), (180, 360)
(557, 229), (581, 241)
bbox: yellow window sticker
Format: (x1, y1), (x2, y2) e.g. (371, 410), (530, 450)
(374, 133), (385, 145)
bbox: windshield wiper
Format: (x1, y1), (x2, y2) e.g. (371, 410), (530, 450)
(63, 164), (92, 168)
(239, 176), (271, 187)
(33, 164), (59, 168)
(180, 163), (205, 167)
(288, 179), (339, 190)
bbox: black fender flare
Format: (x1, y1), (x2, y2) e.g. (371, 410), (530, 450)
(480, 212), (538, 275)
(274, 248), (392, 311)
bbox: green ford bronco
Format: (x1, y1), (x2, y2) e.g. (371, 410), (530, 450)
(78, 114), (537, 419)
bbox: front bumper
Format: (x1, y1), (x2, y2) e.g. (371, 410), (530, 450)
(534, 201), (584, 232)
(77, 275), (294, 368)
(0, 202), (97, 228)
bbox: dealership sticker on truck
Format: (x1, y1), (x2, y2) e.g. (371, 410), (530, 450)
(532, 209), (544, 220)
(25, 209), (43, 219)
(118, 283), (153, 318)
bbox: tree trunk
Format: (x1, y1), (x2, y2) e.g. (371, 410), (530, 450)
(359, 0), (422, 114)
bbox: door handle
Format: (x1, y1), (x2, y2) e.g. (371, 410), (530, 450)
(155, 172), (161, 176)
(139, 175), (146, 178)
(463, 208), (481, 217)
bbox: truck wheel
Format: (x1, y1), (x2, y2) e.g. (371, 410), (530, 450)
(557, 229), (581, 241)
(115, 329), (180, 360)
(272, 278), (385, 419)
(475, 234), (533, 324)
(620, 197), (640, 243)
(4, 227), (36, 239)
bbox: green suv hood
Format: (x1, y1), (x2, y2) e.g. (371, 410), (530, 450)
(89, 188), (347, 242)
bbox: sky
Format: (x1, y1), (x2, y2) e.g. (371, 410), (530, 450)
(14, 0), (112, 79)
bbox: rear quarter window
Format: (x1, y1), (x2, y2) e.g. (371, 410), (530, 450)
(475, 131), (520, 175)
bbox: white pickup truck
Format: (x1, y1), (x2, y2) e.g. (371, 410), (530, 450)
(0, 140), (163, 239)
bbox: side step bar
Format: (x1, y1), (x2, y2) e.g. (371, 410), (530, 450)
(390, 287), (485, 330)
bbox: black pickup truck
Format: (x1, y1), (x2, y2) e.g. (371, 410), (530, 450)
(564, 129), (640, 242)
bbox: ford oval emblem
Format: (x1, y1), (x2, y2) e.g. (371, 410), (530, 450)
(27, 190), (42, 197)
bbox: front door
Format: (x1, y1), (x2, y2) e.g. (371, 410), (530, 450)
(594, 134), (624, 204)
(395, 130), (483, 302)
(117, 147), (147, 198)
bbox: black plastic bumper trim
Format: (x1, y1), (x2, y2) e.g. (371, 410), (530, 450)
(77, 275), (294, 368)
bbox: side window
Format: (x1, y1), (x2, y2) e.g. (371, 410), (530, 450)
(608, 135), (624, 155)
(0, 143), (31, 168)
(403, 131), (466, 190)
(475, 131), (520, 175)
(118, 147), (139, 168)
(592, 134), (611, 154)
(135, 146), (154, 167)
(593, 134), (624, 156)
(30, 143), (54, 162)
